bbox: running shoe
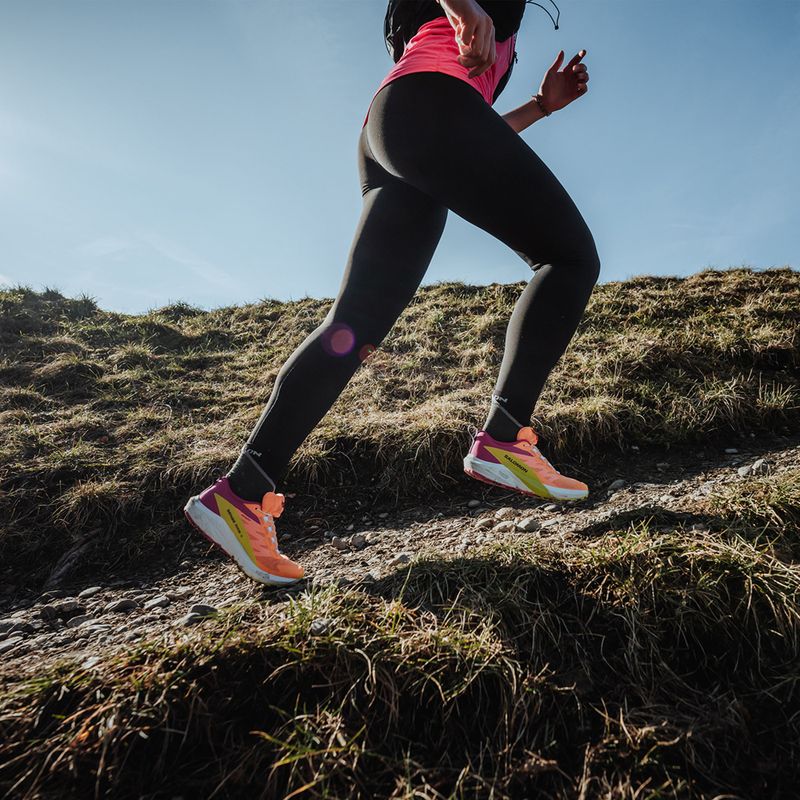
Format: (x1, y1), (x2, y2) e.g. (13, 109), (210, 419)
(183, 476), (305, 585)
(463, 425), (588, 501)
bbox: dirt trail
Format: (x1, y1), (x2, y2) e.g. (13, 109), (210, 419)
(2, 435), (798, 679)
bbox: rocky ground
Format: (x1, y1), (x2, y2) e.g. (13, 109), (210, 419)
(1, 434), (798, 680)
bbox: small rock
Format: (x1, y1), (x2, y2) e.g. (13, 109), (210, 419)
(656, 462), (670, 470)
(467, 499), (481, 509)
(631, 445), (640, 451)
(691, 523), (709, 533)
(81, 655), (101, 669)
(516, 516), (541, 532)
(104, 599), (140, 613)
(378, 512), (389, 519)
(475, 517), (495, 530)
(323, 530), (334, 540)
(724, 447), (738, 454)
(0, 637), (24, 655)
(543, 503), (559, 512)
(540, 519), (559, 529)
(361, 571), (380, 584)
(493, 520), (517, 533)
(309, 618), (331, 636)
(66, 614), (93, 629)
(188, 603), (218, 618)
(608, 479), (626, 491)
(5, 621), (34, 636)
(494, 507), (517, 521)
(77, 586), (103, 599)
(178, 613), (204, 626)
(39, 589), (69, 602)
(331, 536), (350, 551)
(737, 464), (752, 477)
(751, 458), (771, 475)
(52, 599), (85, 618)
(0, 619), (16, 634)
(346, 524), (355, 532)
(351, 534), (368, 550)
(143, 595), (171, 610)
(387, 552), (412, 568)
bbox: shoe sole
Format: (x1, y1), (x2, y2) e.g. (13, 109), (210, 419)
(463, 455), (588, 501)
(183, 496), (303, 586)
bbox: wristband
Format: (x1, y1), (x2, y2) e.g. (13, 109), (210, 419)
(532, 93), (552, 116)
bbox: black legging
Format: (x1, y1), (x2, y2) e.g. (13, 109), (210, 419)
(228, 71), (601, 499)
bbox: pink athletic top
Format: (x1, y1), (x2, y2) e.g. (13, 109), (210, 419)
(362, 16), (517, 128)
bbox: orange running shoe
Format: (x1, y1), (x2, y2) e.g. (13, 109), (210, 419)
(183, 476), (305, 585)
(463, 426), (589, 501)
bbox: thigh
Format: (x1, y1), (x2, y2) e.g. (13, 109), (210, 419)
(365, 72), (597, 270)
(329, 128), (448, 333)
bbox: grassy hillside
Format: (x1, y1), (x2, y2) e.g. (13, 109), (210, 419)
(0, 266), (798, 592)
(1, 265), (799, 798)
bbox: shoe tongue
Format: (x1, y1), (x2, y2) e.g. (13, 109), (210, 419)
(516, 426), (537, 445)
(261, 490), (285, 518)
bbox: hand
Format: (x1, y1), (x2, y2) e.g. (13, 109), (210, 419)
(539, 49), (590, 113)
(439, 0), (497, 78)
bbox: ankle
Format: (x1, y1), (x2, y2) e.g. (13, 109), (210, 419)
(226, 447), (278, 502)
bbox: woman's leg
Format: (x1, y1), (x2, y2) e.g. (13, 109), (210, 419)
(227, 125), (448, 500)
(366, 72), (601, 442)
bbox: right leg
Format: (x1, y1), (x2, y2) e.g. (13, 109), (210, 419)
(227, 125), (448, 500)
(366, 72), (602, 443)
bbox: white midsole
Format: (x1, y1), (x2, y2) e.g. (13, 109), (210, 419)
(463, 455), (588, 500)
(184, 496), (299, 585)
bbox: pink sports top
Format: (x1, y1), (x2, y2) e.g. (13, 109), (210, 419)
(362, 15), (517, 128)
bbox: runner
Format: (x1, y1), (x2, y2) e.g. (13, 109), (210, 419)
(184, 0), (596, 584)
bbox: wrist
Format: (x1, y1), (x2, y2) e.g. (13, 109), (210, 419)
(531, 93), (552, 117)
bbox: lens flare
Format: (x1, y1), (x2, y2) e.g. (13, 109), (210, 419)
(359, 343), (377, 362)
(321, 322), (355, 356)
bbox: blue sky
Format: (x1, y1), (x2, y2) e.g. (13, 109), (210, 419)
(1, 0), (797, 314)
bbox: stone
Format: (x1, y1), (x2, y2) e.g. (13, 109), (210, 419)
(543, 503), (559, 512)
(104, 598), (140, 613)
(188, 603), (218, 618)
(0, 637), (24, 655)
(77, 586), (103, 599)
(630, 445), (639, 451)
(331, 536), (350, 551)
(66, 614), (93, 629)
(143, 595), (171, 610)
(724, 447), (738, 454)
(178, 613), (205, 626)
(737, 464), (752, 477)
(351, 534), (368, 550)
(5, 621), (34, 636)
(378, 512), (389, 519)
(52, 599), (85, 618)
(751, 458), (772, 475)
(494, 507), (517, 521)
(540, 519), (559, 528)
(475, 517), (495, 530)
(467, 499), (481, 509)
(493, 520), (517, 533)
(387, 552), (412, 568)
(309, 618), (331, 635)
(516, 516), (541, 532)
(608, 479), (626, 491)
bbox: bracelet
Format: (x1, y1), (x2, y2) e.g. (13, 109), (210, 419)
(531, 93), (552, 116)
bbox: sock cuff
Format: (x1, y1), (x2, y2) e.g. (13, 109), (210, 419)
(239, 444), (277, 492)
(490, 393), (527, 431)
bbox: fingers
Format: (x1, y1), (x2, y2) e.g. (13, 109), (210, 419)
(565, 48), (587, 70)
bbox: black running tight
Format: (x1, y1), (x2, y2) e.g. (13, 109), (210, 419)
(227, 71), (600, 500)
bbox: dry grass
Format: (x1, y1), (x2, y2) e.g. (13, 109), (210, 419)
(1, 266), (797, 592)
(1, 520), (798, 798)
